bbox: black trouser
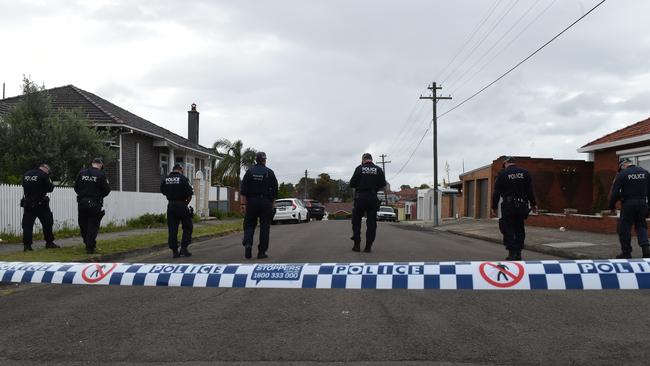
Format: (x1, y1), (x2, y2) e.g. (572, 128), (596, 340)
(78, 205), (103, 249)
(351, 193), (379, 245)
(500, 203), (526, 251)
(167, 202), (193, 250)
(618, 199), (649, 254)
(22, 204), (55, 246)
(242, 197), (273, 253)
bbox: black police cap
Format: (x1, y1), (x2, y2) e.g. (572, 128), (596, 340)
(256, 152), (267, 161)
(92, 157), (104, 164)
(172, 163), (184, 171)
(362, 153), (373, 161)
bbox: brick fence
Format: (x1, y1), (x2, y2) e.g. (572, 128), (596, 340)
(527, 213), (622, 234)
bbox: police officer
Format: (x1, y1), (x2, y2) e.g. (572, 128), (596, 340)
(160, 163), (194, 258)
(21, 162), (59, 251)
(349, 153), (386, 253)
(490, 156), (537, 260)
(608, 158), (650, 259)
(240, 152), (278, 259)
(74, 158), (111, 254)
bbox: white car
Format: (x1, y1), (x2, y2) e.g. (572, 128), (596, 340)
(377, 206), (397, 222)
(273, 198), (310, 224)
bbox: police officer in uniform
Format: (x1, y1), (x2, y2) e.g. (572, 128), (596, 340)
(240, 152), (278, 259)
(490, 156), (537, 260)
(160, 163), (194, 258)
(21, 163), (59, 251)
(608, 158), (650, 259)
(74, 158), (111, 254)
(349, 153), (386, 253)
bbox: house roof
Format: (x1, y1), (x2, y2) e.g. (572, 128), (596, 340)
(579, 116), (650, 153)
(0, 85), (215, 157)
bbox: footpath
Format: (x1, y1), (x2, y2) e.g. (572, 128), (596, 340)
(400, 218), (636, 260)
(0, 220), (231, 255)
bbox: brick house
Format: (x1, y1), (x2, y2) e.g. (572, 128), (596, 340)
(0, 85), (216, 192)
(459, 156), (594, 218)
(578, 116), (650, 210)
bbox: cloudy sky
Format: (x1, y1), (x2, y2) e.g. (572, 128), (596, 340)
(1, 0), (649, 188)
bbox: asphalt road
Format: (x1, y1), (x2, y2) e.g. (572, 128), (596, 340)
(1, 220), (649, 365)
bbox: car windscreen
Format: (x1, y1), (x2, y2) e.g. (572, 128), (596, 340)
(379, 207), (393, 212)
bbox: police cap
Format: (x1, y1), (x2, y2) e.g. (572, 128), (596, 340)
(172, 163), (184, 171)
(256, 151), (267, 162)
(92, 157), (104, 165)
(619, 158), (632, 169)
(362, 153), (373, 161)
(502, 156), (515, 164)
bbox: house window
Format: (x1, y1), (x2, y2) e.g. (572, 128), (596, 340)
(621, 153), (650, 172)
(160, 153), (169, 176)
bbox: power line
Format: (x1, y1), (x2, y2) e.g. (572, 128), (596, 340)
(390, 0), (606, 181)
(449, 0), (557, 98)
(439, 0), (607, 119)
(447, 0), (544, 96)
(442, 0), (520, 86)
(436, 0), (503, 82)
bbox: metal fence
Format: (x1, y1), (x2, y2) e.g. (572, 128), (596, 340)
(0, 184), (168, 235)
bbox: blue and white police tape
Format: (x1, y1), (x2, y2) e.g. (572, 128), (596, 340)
(2, 259), (650, 290)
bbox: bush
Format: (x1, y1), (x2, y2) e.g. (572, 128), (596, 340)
(125, 213), (167, 228)
(210, 209), (224, 220)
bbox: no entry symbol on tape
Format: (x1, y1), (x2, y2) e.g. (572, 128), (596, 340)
(479, 261), (525, 288)
(81, 263), (117, 283)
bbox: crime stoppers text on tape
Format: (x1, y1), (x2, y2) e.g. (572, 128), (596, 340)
(2, 259), (650, 290)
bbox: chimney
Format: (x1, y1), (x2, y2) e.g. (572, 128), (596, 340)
(188, 103), (199, 144)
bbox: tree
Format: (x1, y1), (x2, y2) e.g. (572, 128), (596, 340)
(212, 138), (256, 187)
(0, 77), (115, 185)
(295, 176), (317, 198)
(419, 184), (430, 189)
(311, 173), (337, 203)
(400, 184), (412, 190)
(278, 182), (296, 198)
(335, 179), (353, 202)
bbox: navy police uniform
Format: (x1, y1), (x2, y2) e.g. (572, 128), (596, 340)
(240, 155), (278, 259)
(160, 168), (194, 257)
(609, 160), (650, 258)
(74, 162), (111, 254)
(349, 155), (386, 252)
(21, 165), (57, 251)
(491, 158), (536, 260)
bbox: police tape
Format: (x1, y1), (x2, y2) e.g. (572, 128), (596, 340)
(2, 259), (650, 290)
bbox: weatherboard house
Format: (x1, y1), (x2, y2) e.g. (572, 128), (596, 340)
(0, 85), (216, 193)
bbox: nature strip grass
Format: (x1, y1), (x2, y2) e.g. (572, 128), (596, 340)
(0, 220), (242, 262)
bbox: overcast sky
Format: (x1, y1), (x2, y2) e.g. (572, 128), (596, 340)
(2, 0), (649, 188)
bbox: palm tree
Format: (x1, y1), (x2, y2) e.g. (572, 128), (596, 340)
(212, 138), (257, 187)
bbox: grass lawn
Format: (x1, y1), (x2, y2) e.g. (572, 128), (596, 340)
(0, 220), (242, 262)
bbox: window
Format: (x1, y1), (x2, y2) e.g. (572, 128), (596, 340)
(160, 153), (169, 177)
(621, 153), (650, 171)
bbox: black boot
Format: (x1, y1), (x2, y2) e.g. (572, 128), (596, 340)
(616, 252), (632, 259)
(86, 247), (96, 254)
(363, 243), (372, 253)
(179, 247), (192, 257)
(352, 241), (361, 252)
(172, 249), (180, 258)
(24, 245), (33, 252)
(514, 250), (522, 261)
(257, 252), (268, 259)
(45, 242), (60, 249)
(506, 250), (517, 260)
(244, 245), (252, 259)
(643, 246), (650, 259)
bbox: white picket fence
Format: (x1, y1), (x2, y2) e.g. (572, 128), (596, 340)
(0, 184), (168, 235)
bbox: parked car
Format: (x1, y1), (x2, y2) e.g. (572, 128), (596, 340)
(273, 198), (310, 224)
(377, 206), (397, 222)
(303, 199), (325, 220)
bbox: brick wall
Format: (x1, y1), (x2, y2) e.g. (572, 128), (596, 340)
(527, 213), (619, 234)
(121, 133), (162, 193)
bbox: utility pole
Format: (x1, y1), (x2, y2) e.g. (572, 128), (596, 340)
(379, 154), (391, 205)
(304, 170), (308, 199)
(420, 82), (451, 226)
